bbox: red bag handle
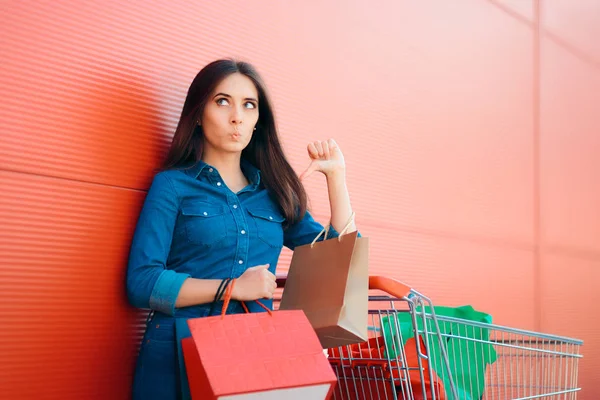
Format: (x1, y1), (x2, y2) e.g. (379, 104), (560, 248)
(221, 278), (273, 317)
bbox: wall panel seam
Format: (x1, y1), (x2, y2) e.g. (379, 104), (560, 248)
(0, 168), (149, 193)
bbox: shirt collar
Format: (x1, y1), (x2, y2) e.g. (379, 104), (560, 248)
(184, 158), (261, 186)
(182, 160), (209, 179)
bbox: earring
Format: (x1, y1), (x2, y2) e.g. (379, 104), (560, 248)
(253, 127), (257, 131)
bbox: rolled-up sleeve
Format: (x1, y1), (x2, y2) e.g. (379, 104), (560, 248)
(126, 172), (190, 315)
(283, 210), (362, 250)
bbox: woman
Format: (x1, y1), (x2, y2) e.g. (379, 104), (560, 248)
(126, 59), (358, 399)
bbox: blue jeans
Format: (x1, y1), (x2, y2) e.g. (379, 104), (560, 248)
(132, 313), (180, 400)
(132, 301), (252, 400)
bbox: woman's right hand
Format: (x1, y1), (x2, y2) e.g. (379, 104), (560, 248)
(231, 264), (276, 301)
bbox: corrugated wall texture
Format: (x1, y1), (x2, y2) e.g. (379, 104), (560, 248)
(538, 1), (600, 395)
(0, 1), (597, 398)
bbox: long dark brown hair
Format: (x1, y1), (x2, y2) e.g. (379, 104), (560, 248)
(163, 59), (307, 225)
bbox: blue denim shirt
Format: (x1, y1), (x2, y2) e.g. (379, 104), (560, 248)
(126, 159), (342, 318)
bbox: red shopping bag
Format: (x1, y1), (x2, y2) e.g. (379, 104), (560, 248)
(393, 336), (447, 400)
(329, 335), (446, 400)
(181, 280), (337, 399)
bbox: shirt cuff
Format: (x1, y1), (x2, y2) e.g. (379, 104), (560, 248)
(149, 269), (190, 316)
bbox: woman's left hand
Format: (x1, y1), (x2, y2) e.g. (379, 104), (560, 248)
(299, 139), (346, 180)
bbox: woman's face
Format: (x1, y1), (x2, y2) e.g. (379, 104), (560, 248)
(201, 72), (259, 155)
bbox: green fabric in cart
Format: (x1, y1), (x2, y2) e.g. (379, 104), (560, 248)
(381, 305), (498, 400)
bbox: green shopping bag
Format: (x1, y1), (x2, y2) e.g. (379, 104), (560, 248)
(381, 305), (497, 400)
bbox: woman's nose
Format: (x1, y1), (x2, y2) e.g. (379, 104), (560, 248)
(230, 107), (243, 125)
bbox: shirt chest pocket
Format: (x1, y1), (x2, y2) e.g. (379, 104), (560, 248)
(180, 202), (227, 247)
(247, 207), (285, 248)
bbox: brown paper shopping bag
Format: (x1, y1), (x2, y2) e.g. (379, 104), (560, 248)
(279, 213), (369, 348)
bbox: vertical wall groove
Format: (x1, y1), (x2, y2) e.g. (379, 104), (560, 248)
(533, 0), (542, 332)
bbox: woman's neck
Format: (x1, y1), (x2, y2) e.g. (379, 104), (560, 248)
(201, 151), (247, 187)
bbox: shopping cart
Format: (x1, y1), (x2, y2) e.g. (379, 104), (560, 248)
(275, 275), (583, 400)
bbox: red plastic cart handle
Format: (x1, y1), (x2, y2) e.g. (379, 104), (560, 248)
(276, 275), (412, 299)
(368, 275), (412, 298)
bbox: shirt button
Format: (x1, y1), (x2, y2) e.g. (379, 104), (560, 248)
(241, 230), (246, 235)
(209, 168), (214, 172)
(203, 212), (208, 216)
(269, 216), (273, 220)
(217, 182), (222, 186)
(238, 260), (243, 264)
(233, 205), (238, 209)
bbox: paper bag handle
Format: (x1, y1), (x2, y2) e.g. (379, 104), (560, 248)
(311, 211), (356, 247)
(221, 278), (273, 318)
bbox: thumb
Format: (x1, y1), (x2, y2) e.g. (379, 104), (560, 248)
(299, 161), (319, 181)
(251, 264), (270, 270)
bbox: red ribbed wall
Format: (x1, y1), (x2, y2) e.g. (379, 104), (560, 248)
(1, 1), (598, 398)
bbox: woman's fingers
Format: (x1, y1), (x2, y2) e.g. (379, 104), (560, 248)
(307, 142), (319, 159)
(314, 141), (324, 157)
(322, 140), (330, 159)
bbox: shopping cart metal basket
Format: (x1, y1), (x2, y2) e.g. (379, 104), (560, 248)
(276, 275), (583, 400)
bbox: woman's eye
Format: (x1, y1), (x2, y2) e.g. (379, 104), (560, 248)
(244, 102), (257, 109)
(216, 98), (229, 106)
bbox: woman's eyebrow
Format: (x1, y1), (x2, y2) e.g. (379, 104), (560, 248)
(213, 92), (231, 99)
(213, 92), (258, 102)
